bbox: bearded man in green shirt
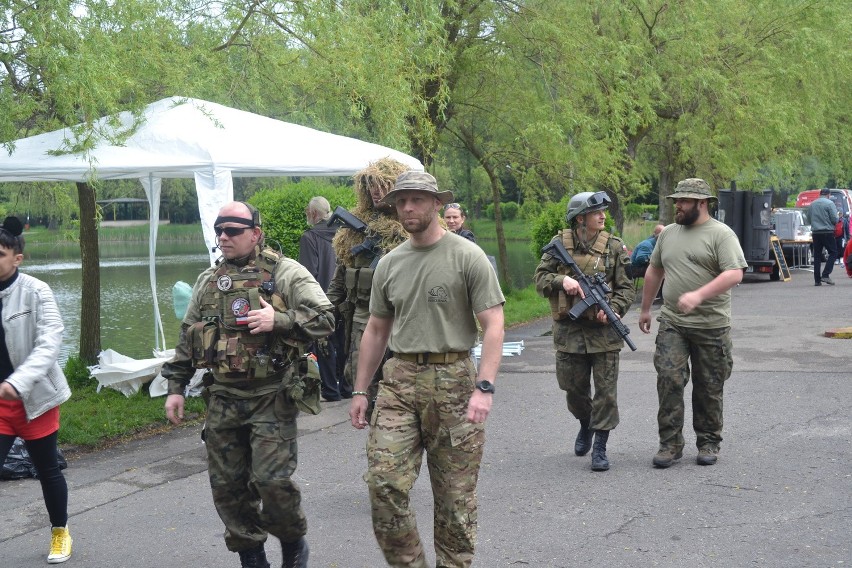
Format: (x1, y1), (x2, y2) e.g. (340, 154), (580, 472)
(638, 178), (747, 468)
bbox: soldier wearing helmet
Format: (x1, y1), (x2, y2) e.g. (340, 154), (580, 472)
(534, 190), (634, 471)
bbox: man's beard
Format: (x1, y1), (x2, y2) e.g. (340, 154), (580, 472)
(676, 205), (700, 226)
(402, 211), (435, 234)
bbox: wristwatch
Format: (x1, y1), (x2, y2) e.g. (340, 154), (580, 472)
(475, 380), (495, 394)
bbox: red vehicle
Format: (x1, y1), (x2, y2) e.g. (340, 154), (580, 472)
(795, 188), (852, 218)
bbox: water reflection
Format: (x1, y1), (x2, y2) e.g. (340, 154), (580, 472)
(21, 242), (209, 364)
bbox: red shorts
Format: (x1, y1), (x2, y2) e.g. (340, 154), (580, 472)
(0, 399), (60, 440)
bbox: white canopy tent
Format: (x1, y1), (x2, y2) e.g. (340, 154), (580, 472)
(0, 96), (423, 356)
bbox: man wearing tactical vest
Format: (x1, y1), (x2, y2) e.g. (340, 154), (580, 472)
(163, 201), (334, 568)
(326, 158), (410, 416)
(535, 191), (634, 471)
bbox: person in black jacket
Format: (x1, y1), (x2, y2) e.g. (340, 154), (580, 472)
(443, 202), (476, 242)
(299, 196), (349, 400)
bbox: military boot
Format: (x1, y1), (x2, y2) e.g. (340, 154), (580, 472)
(281, 537), (309, 568)
(590, 430), (610, 471)
(574, 418), (593, 456)
(238, 545), (270, 568)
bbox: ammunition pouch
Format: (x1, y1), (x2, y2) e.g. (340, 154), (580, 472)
(188, 320), (219, 368)
(344, 267), (374, 310)
(283, 354), (322, 415)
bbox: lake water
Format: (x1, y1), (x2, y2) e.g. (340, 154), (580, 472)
(19, 238), (538, 364)
(22, 242), (209, 363)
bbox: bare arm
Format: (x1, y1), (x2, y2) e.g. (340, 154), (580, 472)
(349, 315), (393, 428)
(467, 304), (505, 423)
(638, 264), (665, 333)
(677, 268), (743, 314)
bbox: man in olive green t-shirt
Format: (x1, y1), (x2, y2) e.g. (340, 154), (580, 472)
(349, 171), (505, 568)
(638, 178), (747, 469)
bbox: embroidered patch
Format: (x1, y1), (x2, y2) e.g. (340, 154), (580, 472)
(217, 275), (233, 291)
(231, 297), (251, 324)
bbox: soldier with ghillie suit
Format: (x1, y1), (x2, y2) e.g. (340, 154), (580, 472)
(163, 201), (334, 568)
(326, 157), (410, 414)
(534, 191), (634, 471)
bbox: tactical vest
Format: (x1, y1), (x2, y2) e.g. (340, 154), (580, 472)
(187, 248), (296, 382)
(549, 229), (613, 321)
(344, 265), (374, 312)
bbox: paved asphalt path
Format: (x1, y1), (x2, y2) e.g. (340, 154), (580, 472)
(2, 267), (849, 567)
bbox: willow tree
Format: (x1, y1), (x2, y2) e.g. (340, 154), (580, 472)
(0, 0), (220, 362)
(510, 0), (852, 225)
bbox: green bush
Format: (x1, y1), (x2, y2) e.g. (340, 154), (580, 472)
(624, 203), (644, 220)
(519, 200), (543, 220)
(501, 201), (519, 221)
(531, 198), (618, 255)
(484, 203), (495, 220)
(481, 201), (520, 221)
(249, 180), (357, 258)
(64, 356), (92, 389)
(531, 197), (569, 256)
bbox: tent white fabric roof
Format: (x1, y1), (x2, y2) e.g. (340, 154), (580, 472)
(0, 96), (423, 352)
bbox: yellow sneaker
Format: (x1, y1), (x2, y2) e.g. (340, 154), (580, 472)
(47, 525), (72, 564)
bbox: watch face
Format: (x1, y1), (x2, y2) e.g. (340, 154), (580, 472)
(476, 380), (495, 394)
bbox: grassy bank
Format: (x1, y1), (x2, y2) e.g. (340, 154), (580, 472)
(24, 222), (205, 245)
(59, 382), (207, 450)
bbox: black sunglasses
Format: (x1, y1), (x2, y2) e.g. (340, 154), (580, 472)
(444, 203), (462, 211)
(214, 226), (250, 237)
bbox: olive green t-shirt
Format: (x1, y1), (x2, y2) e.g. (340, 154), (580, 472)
(650, 218), (746, 328)
(370, 231), (505, 353)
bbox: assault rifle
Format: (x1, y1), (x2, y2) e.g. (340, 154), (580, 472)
(327, 206), (383, 269)
(541, 239), (637, 351)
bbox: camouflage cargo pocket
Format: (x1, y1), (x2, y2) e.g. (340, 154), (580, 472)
(446, 420), (483, 448)
(274, 384), (299, 439)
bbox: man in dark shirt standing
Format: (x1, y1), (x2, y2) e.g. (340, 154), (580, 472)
(299, 196), (350, 400)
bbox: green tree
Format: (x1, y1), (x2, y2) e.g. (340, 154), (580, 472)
(0, 1), (221, 361)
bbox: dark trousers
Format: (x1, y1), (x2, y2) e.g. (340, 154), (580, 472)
(0, 432), (68, 527)
(313, 323), (348, 400)
(812, 232), (838, 283)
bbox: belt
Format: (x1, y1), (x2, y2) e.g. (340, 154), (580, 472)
(392, 351), (470, 364)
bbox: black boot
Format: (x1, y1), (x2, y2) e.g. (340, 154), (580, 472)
(591, 430), (610, 471)
(238, 545), (271, 568)
(574, 419), (592, 456)
(281, 537), (309, 568)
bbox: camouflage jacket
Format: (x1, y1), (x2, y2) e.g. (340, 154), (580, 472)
(163, 247), (334, 394)
(534, 229), (634, 353)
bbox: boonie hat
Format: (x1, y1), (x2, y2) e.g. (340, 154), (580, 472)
(380, 171), (455, 206)
(667, 178), (717, 202)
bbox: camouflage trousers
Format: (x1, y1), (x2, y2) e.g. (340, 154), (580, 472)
(365, 357), (484, 568)
(653, 319), (733, 452)
(345, 321), (390, 413)
(204, 387), (306, 552)
(555, 350), (620, 431)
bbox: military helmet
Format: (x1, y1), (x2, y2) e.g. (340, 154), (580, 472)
(565, 191), (611, 224)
